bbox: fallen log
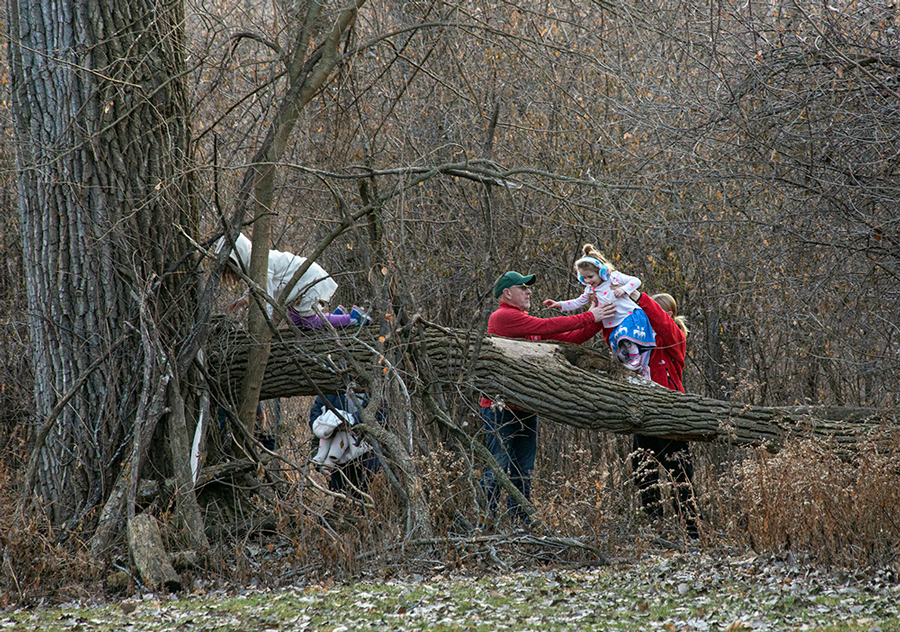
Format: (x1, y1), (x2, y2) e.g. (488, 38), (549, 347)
(206, 320), (898, 450)
(127, 513), (182, 592)
(420, 332), (897, 449)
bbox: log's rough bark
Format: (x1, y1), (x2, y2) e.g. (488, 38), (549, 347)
(208, 317), (358, 399)
(209, 321), (898, 450)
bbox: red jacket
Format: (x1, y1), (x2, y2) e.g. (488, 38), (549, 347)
(637, 293), (686, 392)
(480, 302), (604, 408)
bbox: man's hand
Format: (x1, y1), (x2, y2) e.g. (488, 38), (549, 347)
(588, 302), (616, 322)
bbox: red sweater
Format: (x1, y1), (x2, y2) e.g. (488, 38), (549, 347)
(480, 302), (603, 408)
(637, 293), (686, 392)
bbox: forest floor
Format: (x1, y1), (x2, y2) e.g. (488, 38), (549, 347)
(3, 538), (898, 632)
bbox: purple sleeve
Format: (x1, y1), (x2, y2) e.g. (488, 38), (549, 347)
(290, 310), (353, 329)
(324, 313), (353, 327)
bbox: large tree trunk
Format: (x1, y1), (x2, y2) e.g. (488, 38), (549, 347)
(9, 0), (199, 535)
(209, 322), (897, 450)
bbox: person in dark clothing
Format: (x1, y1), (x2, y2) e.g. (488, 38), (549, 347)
(624, 291), (698, 538)
(309, 393), (380, 500)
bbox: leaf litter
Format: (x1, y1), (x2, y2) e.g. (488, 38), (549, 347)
(2, 549), (898, 631)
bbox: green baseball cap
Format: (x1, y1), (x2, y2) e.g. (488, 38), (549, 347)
(493, 271), (536, 298)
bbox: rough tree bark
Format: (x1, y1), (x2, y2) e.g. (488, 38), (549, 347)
(209, 322), (897, 450)
(8, 0), (207, 553)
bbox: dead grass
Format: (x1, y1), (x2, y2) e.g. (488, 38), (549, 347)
(3, 413), (900, 605)
(0, 492), (103, 606)
(728, 438), (900, 570)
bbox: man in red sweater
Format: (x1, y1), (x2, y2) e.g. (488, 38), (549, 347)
(479, 271), (613, 528)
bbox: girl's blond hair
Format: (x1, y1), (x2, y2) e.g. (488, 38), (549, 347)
(652, 293), (689, 336)
(575, 243), (614, 275)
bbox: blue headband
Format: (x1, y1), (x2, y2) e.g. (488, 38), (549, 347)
(575, 256), (609, 282)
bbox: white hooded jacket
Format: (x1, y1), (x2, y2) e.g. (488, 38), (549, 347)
(221, 233), (338, 316)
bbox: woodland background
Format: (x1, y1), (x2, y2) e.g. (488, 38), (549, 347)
(1, 0), (899, 602)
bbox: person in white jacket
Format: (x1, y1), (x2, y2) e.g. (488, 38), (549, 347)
(219, 232), (373, 327)
(543, 243), (656, 378)
(218, 232), (339, 317)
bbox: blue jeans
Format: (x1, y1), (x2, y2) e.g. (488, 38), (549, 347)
(480, 406), (537, 524)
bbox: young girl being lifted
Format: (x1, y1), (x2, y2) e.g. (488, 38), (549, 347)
(544, 244), (656, 378)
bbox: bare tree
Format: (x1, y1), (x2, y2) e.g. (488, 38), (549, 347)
(6, 0), (898, 580)
(8, 0), (208, 558)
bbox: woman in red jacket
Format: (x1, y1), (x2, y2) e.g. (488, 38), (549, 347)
(629, 291), (698, 538)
